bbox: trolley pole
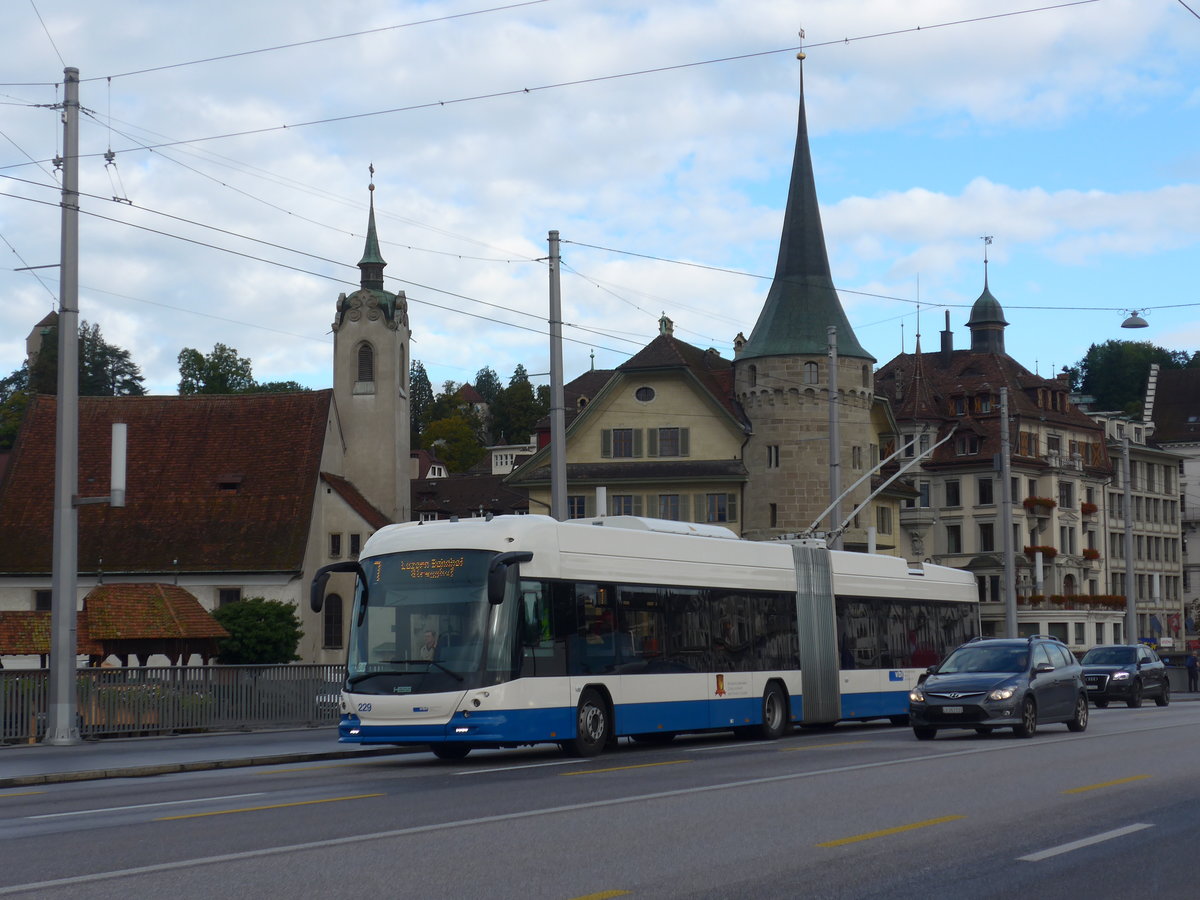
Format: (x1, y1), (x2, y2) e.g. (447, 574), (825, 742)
(47, 66), (81, 745)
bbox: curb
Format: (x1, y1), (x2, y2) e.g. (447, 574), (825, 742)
(0, 745), (419, 789)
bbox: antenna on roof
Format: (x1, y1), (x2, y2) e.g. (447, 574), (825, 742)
(981, 235), (993, 285)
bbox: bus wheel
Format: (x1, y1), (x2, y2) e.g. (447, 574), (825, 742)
(565, 689), (610, 757)
(757, 684), (787, 740)
(430, 743), (471, 761)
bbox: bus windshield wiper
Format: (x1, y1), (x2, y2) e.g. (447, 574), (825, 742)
(383, 658), (465, 682)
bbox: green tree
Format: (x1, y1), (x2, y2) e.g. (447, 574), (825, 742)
(409, 360), (434, 448)
(20, 319), (145, 397)
(211, 598), (303, 664)
(1069, 340), (1197, 415)
(178, 343), (256, 394)
(491, 364), (546, 444)
(78, 321), (146, 396)
(424, 414), (485, 473)
(473, 366), (503, 405)
(253, 380), (311, 393)
(0, 364), (30, 451)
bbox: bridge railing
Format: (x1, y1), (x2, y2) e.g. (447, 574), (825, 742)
(0, 664), (347, 743)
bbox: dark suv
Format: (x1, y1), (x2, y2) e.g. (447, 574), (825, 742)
(1079, 644), (1170, 708)
(908, 636), (1088, 740)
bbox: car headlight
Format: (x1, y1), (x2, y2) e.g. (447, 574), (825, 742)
(1111, 671), (1130, 681)
(988, 686), (1017, 701)
(909, 689), (925, 703)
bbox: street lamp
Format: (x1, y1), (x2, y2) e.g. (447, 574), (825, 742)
(1120, 310), (1149, 329)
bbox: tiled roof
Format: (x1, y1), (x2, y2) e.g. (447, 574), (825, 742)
(0, 391), (333, 576)
(83, 583), (229, 640)
(618, 334), (748, 427)
(534, 369), (616, 433)
(321, 472), (391, 529)
(877, 347), (1111, 471)
(410, 472), (529, 518)
(0, 611), (98, 655)
(1151, 369), (1200, 444)
(509, 458), (748, 487)
(0, 584), (227, 656)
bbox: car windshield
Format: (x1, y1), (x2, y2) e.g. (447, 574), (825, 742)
(939, 645), (1029, 674)
(1081, 647), (1136, 666)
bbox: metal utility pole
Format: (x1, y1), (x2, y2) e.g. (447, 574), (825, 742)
(547, 230), (566, 521)
(1122, 436), (1136, 643)
(1000, 388), (1017, 637)
(827, 326), (841, 550)
(47, 67), (81, 745)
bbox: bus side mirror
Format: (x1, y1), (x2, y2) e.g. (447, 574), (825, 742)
(487, 551), (533, 605)
(311, 560), (366, 613)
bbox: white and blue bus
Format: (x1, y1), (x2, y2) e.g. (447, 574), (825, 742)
(311, 514), (977, 760)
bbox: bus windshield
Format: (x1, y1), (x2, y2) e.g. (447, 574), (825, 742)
(348, 549), (513, 694)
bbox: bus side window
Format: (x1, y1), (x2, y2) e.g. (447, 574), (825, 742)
(518, 580), (567, 678)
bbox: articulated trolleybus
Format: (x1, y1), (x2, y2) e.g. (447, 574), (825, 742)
(311, 514), (977, 760)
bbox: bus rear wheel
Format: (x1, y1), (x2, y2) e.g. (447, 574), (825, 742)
(430, 743), (471, 760)
(757, 683), (788, 740)
(564, 689), (610, 757)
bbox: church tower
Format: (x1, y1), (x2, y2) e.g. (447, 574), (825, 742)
(331, 173), (411, 522)
(734, 60), (876, 543)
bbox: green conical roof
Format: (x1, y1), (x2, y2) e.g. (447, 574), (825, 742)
(739, 70), (873, 363)
(358, 189), (387, 290)
(967, 274), (1008, 327)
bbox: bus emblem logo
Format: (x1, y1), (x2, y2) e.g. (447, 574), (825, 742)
(715, 674), (726, 696)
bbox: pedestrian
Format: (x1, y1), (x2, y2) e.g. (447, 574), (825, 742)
(1186, 650), (1198, 692)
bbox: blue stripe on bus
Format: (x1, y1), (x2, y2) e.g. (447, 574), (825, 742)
(838, 691), (909, 720)
(338, 695), (801, 745)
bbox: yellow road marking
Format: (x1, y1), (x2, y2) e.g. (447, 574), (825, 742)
(1064, 775), (1150, 794)
(567, 892), (631, 900)
(781, 741), (867, 752)
(563, 760), (692, 776)
(155, 793), (384, 820)
(818, 815), (965, 847)
(0, 791), (45, 798)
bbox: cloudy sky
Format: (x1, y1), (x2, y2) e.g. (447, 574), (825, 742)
(2, 0), (1197, 398)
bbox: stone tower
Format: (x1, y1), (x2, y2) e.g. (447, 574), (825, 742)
(331, 178), (411, 522)
(734, 65), (876, 543)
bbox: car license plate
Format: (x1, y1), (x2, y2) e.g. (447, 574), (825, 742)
(1087, 684), (1099, 690)
(942, 706), (963, 714)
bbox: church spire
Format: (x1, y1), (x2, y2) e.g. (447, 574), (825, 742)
(358, 164), (387, 291)
(738, 52), (873, 363)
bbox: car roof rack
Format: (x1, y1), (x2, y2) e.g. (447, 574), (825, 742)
(1027, 634), (1065, 644)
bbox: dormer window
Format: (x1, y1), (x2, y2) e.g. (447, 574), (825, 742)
(216, 474), (243, 493)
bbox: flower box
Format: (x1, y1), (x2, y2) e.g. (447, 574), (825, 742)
(1024, 545), (1058, 559)
(1080, 501), (1098, 515)
(1082, 548), (1101, 561)
(1023, 496), (1057, 513)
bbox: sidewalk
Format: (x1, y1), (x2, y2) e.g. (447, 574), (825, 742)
(0, 728), (411, 789)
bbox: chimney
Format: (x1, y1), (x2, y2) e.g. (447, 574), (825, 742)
(939, 310), (953, 366)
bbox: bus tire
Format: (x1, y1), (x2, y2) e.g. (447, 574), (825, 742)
(564, 688), (610, 757)
(430, 743), (471, 760)
(757, 683), (788, 740)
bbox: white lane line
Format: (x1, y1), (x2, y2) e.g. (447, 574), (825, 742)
(1018, 824), (1154, 862)
(456, 760), (585, 775)
(27, 793), (268, 820)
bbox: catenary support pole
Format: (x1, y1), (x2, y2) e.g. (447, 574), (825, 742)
(548, 230), (566, 521)
(47, 66), (81, 746)
(1001, 388), (1017, 637)
(827, 326), (841, 550)
(1123, 436), (1136, 643)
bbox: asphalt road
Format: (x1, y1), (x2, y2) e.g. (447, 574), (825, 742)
(3, 702), (1199, 899)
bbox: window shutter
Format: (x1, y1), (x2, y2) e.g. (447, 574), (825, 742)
(694, 494), (705, 522)
(727, 494), (738, 522)
(679, 428), (689, 457)
(585, 495), (595, 517)
(632, 429), (643, 458)
(601, 429), (612, 458)
(633, 495), (643, 516)
(647, 428), (658, 457)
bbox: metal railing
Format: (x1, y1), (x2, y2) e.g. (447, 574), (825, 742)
(1, 664), (346, 744)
